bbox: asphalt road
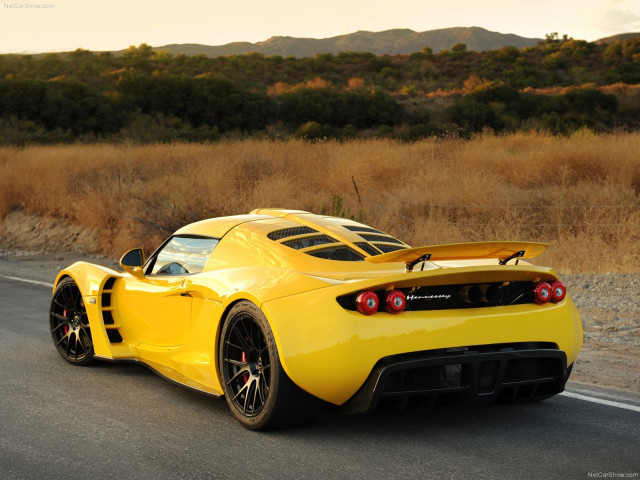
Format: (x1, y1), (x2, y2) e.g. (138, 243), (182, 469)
(1, 276), (639, 480)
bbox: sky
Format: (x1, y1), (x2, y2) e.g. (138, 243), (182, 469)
(0, 0), (639, 54)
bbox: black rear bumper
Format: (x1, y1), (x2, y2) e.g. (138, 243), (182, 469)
(341, 343), (568, 414)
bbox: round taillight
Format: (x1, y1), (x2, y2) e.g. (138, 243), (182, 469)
(356, 291), (379, 315)
(384, 290), (406, 314)
(550, 281), (566, 303)
(533, 282), (552, 304)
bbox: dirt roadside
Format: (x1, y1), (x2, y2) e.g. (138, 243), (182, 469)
(1, 211), (638, 394)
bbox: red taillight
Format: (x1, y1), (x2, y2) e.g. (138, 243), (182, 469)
(356, 290), (379, 315)
(384, 290), (407, 314)
(533, 282), (552, 304)
(550, 281), (566, 303)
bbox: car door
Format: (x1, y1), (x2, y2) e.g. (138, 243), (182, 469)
(117, 235), (219, 347)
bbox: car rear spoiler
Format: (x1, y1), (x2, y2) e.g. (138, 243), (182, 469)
(365, 242), (549, 272)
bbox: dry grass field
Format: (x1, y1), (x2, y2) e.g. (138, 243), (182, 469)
(1, 132), (639, 273)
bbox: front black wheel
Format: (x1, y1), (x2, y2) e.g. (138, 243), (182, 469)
(219, 301), (323, 430)
(49, 277), (94, 365)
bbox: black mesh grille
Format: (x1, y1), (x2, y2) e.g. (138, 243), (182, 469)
(283, 235), (337, 250)
(267, 226), (318, 241)
(307, 246), (364, 261)
(375, 244), (407, 253)
(355, 242), (382, 256)
(343, 225), (385, 235)
(359, 233), (405, 245)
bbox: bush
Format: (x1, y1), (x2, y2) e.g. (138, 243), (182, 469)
(449, 98), (498, 133)
(279, 88), (403, 128)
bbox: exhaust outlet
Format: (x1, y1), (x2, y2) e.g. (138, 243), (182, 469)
(480, 284), (503, 304)
(458, 285), (483, 304)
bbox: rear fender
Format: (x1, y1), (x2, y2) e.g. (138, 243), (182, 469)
(260, 264), (577, 406)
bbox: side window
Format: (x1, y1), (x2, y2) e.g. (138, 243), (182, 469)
(148, 236), (218, 275)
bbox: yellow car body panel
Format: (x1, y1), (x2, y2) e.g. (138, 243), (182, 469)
(264, 281), (582, 405)
(51, 210), (582, 411)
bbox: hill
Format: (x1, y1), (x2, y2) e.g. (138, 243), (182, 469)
(595, 32), (640, 44)
(154, 27), (542, 57)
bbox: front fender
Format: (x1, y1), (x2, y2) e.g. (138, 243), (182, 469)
(53, 262), (137, 359)
(53, 261), (121, 297)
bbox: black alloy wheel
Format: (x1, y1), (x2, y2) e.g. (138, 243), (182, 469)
(219, 301), (324, 430)
(221, 308), (272, 418)
(49, 277), (94, 365)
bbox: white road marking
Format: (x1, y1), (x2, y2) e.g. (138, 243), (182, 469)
(0, 274), (53, 288)
(561, 391), (640, 413)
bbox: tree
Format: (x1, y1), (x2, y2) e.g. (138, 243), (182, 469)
(450, 43), (468, 60)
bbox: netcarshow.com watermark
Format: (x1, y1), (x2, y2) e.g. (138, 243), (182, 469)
(588, 473), (639, 478)
(4, 2), (55, 8)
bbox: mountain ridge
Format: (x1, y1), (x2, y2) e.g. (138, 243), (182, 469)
(153, 26), (543, 58)
(595, 32), (640, 44)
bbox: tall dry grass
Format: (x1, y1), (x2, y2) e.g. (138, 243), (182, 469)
(1, 132), (639, 273)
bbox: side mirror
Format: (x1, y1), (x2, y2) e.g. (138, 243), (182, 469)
(119, 248), (145, 277)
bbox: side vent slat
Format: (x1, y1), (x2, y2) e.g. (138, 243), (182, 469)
(101, 277), (123, 344)
(102, 293), (111, 307)
(106, 329), (123, 343)
(102, 310), (115, 325)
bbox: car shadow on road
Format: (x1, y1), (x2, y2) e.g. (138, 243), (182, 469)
(84, 358), (572, 438)
(307, 400), (562, 437)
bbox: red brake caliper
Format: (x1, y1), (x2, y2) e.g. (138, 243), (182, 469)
(241, 351), (249, 383)
(62, 309), (69, 334)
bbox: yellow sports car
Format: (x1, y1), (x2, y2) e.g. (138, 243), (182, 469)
(49, 209), (582, 430)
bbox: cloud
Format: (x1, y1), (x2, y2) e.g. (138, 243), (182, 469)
(598, 7), (640, 33)
(563, 0), (640, 40)
(591, 0), (640, 34)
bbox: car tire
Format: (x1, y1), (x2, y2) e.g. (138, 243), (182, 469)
(219, 300), (324, 430)
(49, 277), (94, 365)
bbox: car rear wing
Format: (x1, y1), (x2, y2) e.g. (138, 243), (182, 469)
(365, 242), (549, 272)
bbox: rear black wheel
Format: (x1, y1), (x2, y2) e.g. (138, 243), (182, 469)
(219, 301), (323, 430)
(49, 277), (94, 365)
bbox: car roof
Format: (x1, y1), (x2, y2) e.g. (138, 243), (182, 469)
(174, 213), (274, 238)
(174, 209), (409, 261)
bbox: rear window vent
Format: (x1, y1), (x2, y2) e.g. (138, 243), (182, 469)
(307, 246), (364, 261)
(268, 226), (318, 241)
(375, 244), (407, 253)
(282, 235), (337, 250)
(355, 242), (382, 256)
(359, 233), (405, 245)
(343, 225), (384, 235)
